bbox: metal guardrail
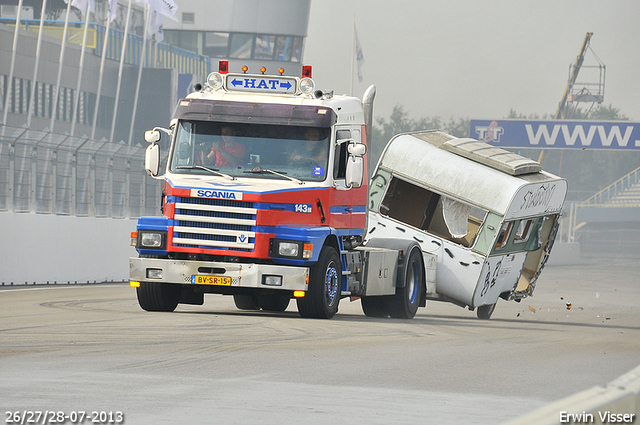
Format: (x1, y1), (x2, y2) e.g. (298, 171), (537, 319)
(0, 123), (165, 218)
(580, 166), (640, 206)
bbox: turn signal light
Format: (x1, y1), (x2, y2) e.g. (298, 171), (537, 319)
(303, 243), (313, 260)
(130, 231), (138, 246)
(130, 281), (141, 288)
(293, 291), (305, 298)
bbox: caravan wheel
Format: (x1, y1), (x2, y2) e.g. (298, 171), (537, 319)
(477, 303), (496, 320)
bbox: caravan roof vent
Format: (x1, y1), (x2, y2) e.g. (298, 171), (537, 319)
(442, 138), (541, 176)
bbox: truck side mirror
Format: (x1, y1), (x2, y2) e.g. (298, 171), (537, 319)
(345, 156), (364, 188)
(344, 142), (366, 188)
(347, 143), (366, 156)
(145, 130), (161, 144)
(145, 143), (160, 177)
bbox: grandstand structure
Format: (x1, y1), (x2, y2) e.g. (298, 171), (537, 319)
(0, 0), (310, 144)
(0, 0), (312, 284)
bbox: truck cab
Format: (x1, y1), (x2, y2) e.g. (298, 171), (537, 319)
(130, 63), (373, 318)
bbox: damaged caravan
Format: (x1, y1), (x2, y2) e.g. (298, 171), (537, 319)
(367, 130), (567, 319)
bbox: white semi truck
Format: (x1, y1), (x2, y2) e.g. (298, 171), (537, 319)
(130, 61), (567, 319)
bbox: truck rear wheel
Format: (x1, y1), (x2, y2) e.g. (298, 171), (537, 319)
(136, 282), (181, 312)
(297, 246), (341, 319)
(361, 296), (390, 318)
(389, 248), (424, 319)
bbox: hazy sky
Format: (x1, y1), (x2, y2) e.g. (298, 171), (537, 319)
(304, 0), (640, 123)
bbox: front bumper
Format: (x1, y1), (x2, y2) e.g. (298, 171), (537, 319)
(129, 257), (309, 291)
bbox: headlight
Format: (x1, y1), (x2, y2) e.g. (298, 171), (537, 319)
(299, 78), (315, 95)
(273, 240), (313, 260)
(139, 231), (165, 248)
(206, 72), (224, 90)
(262, 275), (283, 286)
(278, 241), (300, 257)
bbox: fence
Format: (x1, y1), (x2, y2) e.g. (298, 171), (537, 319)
(95, 24), (211, 76)
(0, 123), (165, 218)
(579, 165), (640, 206)
(1, 17), (212, 78)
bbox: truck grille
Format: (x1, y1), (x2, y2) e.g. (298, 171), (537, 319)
(172, 197), (257, 251)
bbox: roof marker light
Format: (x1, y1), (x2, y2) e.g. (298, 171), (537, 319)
(260, 66), (267, 74)
(302, 65), (312, 79)
(278, 68), (285, 75)
(218, 60), (229, 74)
(242, 65), (249, 74)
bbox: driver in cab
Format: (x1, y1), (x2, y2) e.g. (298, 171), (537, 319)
(197, 125), (246, 167)
(290, 128), (325, 165)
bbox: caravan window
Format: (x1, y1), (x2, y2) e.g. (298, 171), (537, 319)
(490, 217), (544, 254)
(514, 219), (534, 244)
(495, 222), (514, 250)
(379, 176), (486, 248)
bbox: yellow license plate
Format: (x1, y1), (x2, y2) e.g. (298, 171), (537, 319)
(193, 275), (232, 286)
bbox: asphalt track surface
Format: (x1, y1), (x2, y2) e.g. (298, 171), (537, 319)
(1, 259), (639, 425)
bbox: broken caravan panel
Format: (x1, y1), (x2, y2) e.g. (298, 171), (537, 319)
(367, 130), (567, 318)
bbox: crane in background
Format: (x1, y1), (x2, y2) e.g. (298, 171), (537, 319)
(540, 33), (606, 165)
(555, 32), (606, 119)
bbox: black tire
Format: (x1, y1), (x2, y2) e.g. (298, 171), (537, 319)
(389, 248), (424, 319)
(259, 294), (291, 312)
(477, 303), (496, 320)
(136, 282), (181, 312)
(361, 296), (390, 318)
(297, 246), (341, 319)
(233, 294), (260, 310)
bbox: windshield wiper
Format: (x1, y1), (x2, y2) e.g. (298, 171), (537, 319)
(243, 169), (303, 185)
(176, 165), (235, 180)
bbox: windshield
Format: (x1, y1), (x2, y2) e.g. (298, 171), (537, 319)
(169, 120), (331, 181)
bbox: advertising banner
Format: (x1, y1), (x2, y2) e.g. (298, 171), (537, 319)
(470, 119), (640, 150)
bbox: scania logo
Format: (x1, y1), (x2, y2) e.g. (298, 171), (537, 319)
(191, 189), (243, 200)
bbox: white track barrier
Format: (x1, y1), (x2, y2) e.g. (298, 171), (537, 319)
(503, 364), (640, 424)
(1, 213), (136, 285)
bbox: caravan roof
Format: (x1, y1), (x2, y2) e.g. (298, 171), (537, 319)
(377, 131), (564, 215)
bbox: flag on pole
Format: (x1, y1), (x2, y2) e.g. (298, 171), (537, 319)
(147, 9), (164, 41)
(354, 24), (364, 83)
(108, 0), (118, 22)
(136, 0), (178, 22)
(63, 0), (95, 16)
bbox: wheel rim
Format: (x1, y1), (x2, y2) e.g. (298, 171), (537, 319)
(325, 261), (339, 305)
(407, 261), (420, 304)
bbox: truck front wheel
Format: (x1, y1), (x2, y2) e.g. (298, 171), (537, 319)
(297, 246), (341, 319)
(233, 294), (260, 310)
(136, 282), (181, 312)
(389, 248), (424, 319)
(259, 294), (291, 312)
